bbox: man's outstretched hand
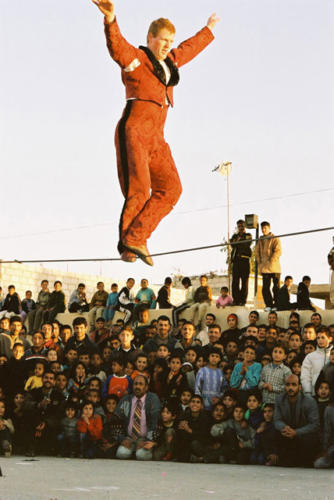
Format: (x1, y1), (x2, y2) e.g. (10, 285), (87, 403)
(91, 0), (115, 23)
(207, 13), (220, 30)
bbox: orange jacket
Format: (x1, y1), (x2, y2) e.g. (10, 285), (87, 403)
(104, 18), (214, 107)
(77, 415), (103, 441)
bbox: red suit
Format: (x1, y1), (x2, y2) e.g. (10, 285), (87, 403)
(104, 18), (214, 256)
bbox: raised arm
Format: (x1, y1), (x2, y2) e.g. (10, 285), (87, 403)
(170, 13), (220, 68)
(91, 0), (138, 69)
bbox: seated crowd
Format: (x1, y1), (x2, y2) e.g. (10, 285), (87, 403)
(0, 275), (333, 470)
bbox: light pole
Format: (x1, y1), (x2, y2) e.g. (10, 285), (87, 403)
(213, 161), (232, 289)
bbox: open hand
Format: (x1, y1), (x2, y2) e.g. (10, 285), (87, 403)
(207, 13), (220, 30)
(91, 0), (115, 22)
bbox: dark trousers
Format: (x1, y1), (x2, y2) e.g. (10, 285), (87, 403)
(221, 428), (252, 464)
(57, 433), (78, 456)
(232, 259), (250, 305)
(277, 433), (319, 467)
(262, 273), (280, 308)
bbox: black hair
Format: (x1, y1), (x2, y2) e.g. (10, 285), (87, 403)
(181, 277), (192, 287)
(72, 316), (87, 327)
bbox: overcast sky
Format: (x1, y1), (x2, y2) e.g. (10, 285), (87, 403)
(1, 0), (333, 288)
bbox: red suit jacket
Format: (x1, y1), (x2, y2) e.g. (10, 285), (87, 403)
(104, 18), (215, 106)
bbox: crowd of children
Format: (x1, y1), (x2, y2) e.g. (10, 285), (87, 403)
(0, 295), (334, 469)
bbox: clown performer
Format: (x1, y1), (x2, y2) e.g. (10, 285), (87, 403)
(91, 0), (220, 265)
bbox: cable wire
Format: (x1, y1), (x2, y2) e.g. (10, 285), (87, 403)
(0, 225), (333, 264)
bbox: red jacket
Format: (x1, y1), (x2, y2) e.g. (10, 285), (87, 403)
(104, 18), (214, 107)
(77, 415), (103, 441)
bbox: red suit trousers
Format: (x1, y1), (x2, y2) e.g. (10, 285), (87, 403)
(115, 100), (182, 254)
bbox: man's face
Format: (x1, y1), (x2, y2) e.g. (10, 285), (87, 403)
(285, 376), (300, 398)
(245, 326), (258, 338)
(26, 291), (32, 299)
(141, 279), (148, 289)
(289, 334), (301, 350)
(200, 277), (208, 287)
(96, 320), (105, 330)
(311, 314), (321, 327)
(212, 404), (225, 422)
(41, 281), (49, 291)
(42, 324), (53, 340)
(66, 349), (78, 364)
(111, 285), (118, 293)
(61, 327), (72, 344)
(249, 313), (258, 325)
(97, 282), (104, 292)
(303, 327), (316, 341)
(263, 406), (274, 423)
(181, 323), (195, 341)
(317, 333), (330, 349)
(8, 287), (15, 295)
(74, 323), (87, 341)
(237, 221), (246, 233)
(157, 320), (170, 339)
(0, 318), (10, 331)
(268, 313), (277, 326)
(56, 374), (67, 390)
(32, 333), (44, 348)
(261, 224), (270, 236)
(227, 316), (237, 329)
(208, 327), (221, 344)
(43, 373), (55, 389)
(54, 282), (62, 292)
(133, 376), (148, 398)
(205, 315), (215, 327)
(11, 321), (22, 335)
(147, 28), (175, 61)
(226, 341), (238, 355)
(258, 327), (266, 342)
(127, 279), (135, 289)
(285, 278), (293, 289)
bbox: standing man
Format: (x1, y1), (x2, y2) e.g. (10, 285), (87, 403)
(91, 0), (219, 265)
(230, 219), (252, 306)
(255, 221), (282, 312)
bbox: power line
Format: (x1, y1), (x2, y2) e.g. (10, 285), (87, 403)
(1, 225), (333, 264)
(0, 187), (332, 241)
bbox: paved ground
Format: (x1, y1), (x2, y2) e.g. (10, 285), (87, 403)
(0, 457), (332, 500)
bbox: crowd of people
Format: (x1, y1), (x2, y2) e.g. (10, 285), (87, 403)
(0, 270), (333, 468)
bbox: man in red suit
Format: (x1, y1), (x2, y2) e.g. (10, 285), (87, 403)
(92, 0), (220, 265)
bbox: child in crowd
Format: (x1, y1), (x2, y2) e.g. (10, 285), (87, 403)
(102, 355), (132, 400)
(99, 396), (123, 458)
(208, 402), (231, 463)
(222, 390), (238, 419)
(230, 346), (262, 405)
(288, 332), (302, 353)
(0, 400), (14, 457)
(245, 393), (264, 430)
(131, 353), (150, 381)
(178, 388), (193, 416)
(314, 381), (331, 431)
(9, 392), (25, 454)
(125, 360), (135, 378)
(87, 389), (105, 419)
(87, 353), (107, 383)
(290, 358), (302, 377)
(67, 362), (88, 402)
(57, 403), (79, 457)
(216, 287), (233, 309)
(251, 403), (279, 466)
(302, 341), (316, 357)
(156, 345), (170, 361)
(153, 402), (177, 461)
(258, 344), (291, 404)
(221, 405), (255, 464)
(77, 401), (103, 458)
(63, 348), (78, 374)
(163, 354), (188, 401)
(56, 372), (69, 399)
(195, 347), (228, 411)
(24, 361), (45, 391)
(175, 395), (210, 463)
